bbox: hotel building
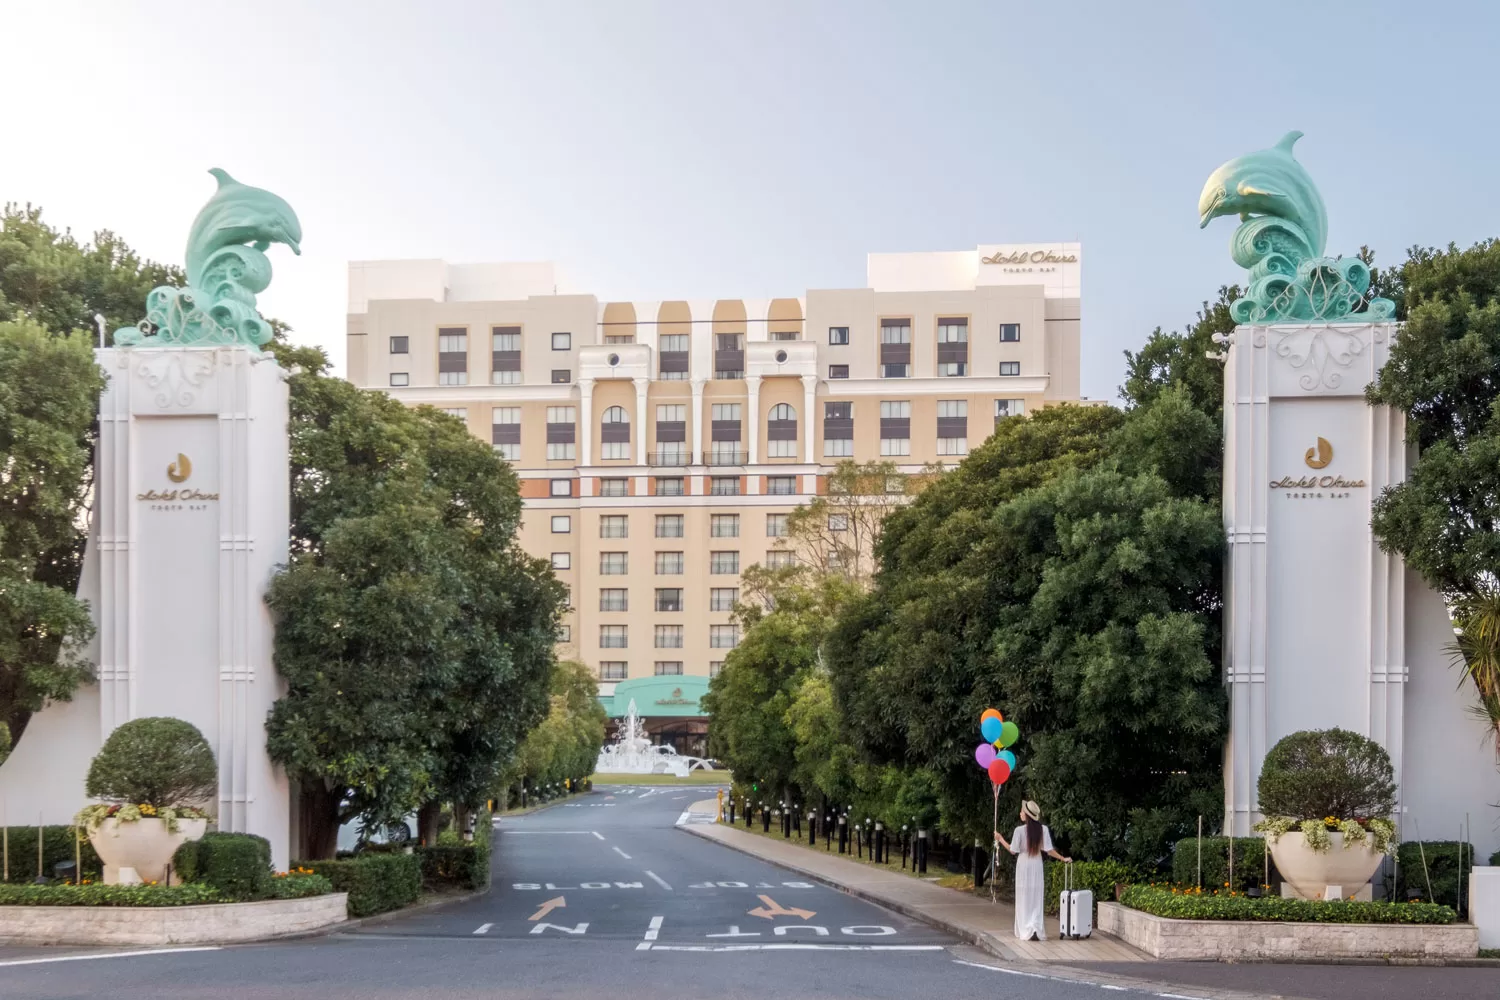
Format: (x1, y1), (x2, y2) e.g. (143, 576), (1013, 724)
(346, 244), (1084, 752)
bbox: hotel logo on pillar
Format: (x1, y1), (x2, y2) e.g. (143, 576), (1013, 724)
(1270, 436), (1366, 492)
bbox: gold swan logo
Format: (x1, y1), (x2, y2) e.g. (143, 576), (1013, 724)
(1304, 437), (1333, 470)
(167, 453), (192, 483)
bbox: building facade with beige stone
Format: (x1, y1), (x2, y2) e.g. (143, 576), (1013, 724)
(346, 244), (1085, 753)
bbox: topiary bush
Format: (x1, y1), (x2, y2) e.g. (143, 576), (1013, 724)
(194, 832), (272, 901)
(85, 717), (217, 806)
(1257, 728), (1396, 820)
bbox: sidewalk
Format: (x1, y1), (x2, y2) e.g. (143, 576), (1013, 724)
(680, 810), (1146, 965)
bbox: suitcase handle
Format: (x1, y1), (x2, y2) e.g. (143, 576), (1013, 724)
(1064, 859), (1072, 892)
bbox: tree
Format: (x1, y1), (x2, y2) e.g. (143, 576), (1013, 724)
(0, 319), (103, 743)
(505, 661), (607, 800)
(1120, 285), (1239, 419)
(771, 461), (916, 587)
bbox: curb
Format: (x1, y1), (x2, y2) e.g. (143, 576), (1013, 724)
(335, 882), (492, 936)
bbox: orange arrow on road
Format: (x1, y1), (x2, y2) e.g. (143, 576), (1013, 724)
(528, 896), (566, 921)
(747, 894), (815, 920)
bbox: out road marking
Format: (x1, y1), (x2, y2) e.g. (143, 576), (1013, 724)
(530, 922), (589, 936)
(528, 896), (566, 921)
(747, 895), (815, 920)
(613, 846), (632, 859)
(472, 923), (493, 935)
(591, 831), (605, 841)
(644, 870), (673, 891)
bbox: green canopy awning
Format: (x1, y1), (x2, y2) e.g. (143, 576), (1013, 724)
(597, 675), (711, 718)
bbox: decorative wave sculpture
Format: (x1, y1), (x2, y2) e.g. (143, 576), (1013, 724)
(116, 169), (302, 351)
(1199, 132), (1393, 325)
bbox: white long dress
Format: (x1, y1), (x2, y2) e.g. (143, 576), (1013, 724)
(1008, 824), (1053, 941)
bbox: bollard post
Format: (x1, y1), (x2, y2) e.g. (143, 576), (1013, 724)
(727, 798), (735, 825)
(807, 812), (816, 844)
(838, 815), (847, 854)
(782, 807), (791, 839)
(746, 799), (753, 828)
(856, 822), (863, 858)
(901, 827), (909, 869)
(762, 804), (771, 833)
(917, 829), (928, 874)
(972, 838), (987, 889)
(824, 816), (832, 851)
(875, 822), (885, 864)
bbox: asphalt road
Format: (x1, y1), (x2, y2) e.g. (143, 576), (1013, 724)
(0, 788), (1493, 999)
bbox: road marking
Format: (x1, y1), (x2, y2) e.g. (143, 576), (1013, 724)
(644, 870), (673, 891)
(674, 810), (691, 826)
(528, 896), (566, 921)
(501, 830), (595, 835)
(748, 895), (816, 920)
(635, 913), (665, 949)
(953, 959), (1187, 996)
(646, 944), (944, 952)
(592, 831), (606, 841)
(707, 926), (759, 938)
(529, 922), (589, 936)
(613, 846), (632, 859)
(0, 947), (222, 968)
(472, 923), (493, 935)
(774, 925), (828, 936)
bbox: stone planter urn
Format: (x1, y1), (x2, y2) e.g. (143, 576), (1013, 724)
(89, 817), (208, 885)
(1268, 831), (1383, 900)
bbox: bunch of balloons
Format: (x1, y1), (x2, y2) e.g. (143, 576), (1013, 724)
(974, 708), (1020, 786)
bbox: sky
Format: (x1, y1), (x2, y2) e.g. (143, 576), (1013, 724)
(3, 1), (1497, 402)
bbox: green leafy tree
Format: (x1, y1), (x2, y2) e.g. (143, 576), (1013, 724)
(1120, 285), (1239, 419)
(505, 661), (606, 798)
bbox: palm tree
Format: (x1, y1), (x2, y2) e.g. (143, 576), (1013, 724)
(1450, 594), (1500, 759)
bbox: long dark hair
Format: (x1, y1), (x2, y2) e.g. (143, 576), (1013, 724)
(1025, 816), (1043, 857)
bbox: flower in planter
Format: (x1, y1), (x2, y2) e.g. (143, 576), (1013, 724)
(73, 718), (217, 834)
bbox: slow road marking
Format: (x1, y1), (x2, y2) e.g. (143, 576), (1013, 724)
(528, 896), (566, 921)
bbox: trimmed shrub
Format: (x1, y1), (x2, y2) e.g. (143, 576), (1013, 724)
(1257, 728), (1396, 821)
(264, 873), (333, 900)
(1171, 836), (1269, 892)
(197, 833), (272, 901)
(0, 882), (220, 906)
(1491, 849), (1500, 867)
(419, 844), (491, 892)
(295, 853), (421, 917)
(1121, 884), (1455, 924)
(171, 838), (202, 884)
(1043, 860), (1143, 915)
(1395, 841), (1477, 916)
(1, 826), (101, 883)
(85, 717), (216, 807)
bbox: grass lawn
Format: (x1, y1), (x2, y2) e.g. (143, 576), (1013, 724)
(590, 771), (732, 786)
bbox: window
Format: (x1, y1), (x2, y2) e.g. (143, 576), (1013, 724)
(491, 327), (521, 385)
(999, 361), (1021, 376)
(766, 550), (796, 569)
(823, 400), (853, 457)
(441, 407), (468, 420)
(656, 477), (684, 497)
(600, 478), (628, 498)
(766, 513), (788, 537)
(550, 478), (572, 497)
(885, 475), (907, 495)
(551, 515), (571, 533)
(491, 406), (520, 461)
(710, 403), (742, 464)
(604, 333), (635, 345)
(599, 552), (628, 575)
(655, 514), (683, 538)
(654, 660), (684, 676)
(389, 336), (409, 354)
(828, 364), (849, 379)
(654, 403), (687, 463)
(710, 476), (741, 496)
(655, 588), (683, 612)
(599, 588), (628, 612)
(556, 624), (571, 643)
(709, 660), (725, 678)
(600, 625), (628, 648)
(710, 624), (740, 649)
(601, 406), (631, 460)
(654, 625), (683, 649)
(546, 406), (577, 461)
(770, 330), (799, 341)
(390, 372), (409, 387)
(828, 513), (848, 532)
(710, 588), (738, 612)
(880, 320), (911, 378)
(828, 327), (850, 345)
(655, 551), (684, 575)
(827, 549), (844, 570)
(999, 323), (1021, 343)
(767, 403), (797, 458)
(711, 514), (740, 538)
(714, 333), (745, 379)
(600, 661), (627, 681)
(994, 398), (1026, 423)
(710, 551), (740, 575)
(938, 318), (968, 377)
(659, 334), (689, 380)
(551, 552), (571, 570)
(879, 400), (911, 456)
(560, 583), (571, 608)
(824, 437), (853, 457)
(552, 369), (571, 384)
(552, 332), (572, 350)
(938, 399), (968, 456)
(438, 329), (468, 385)
(599, 515), (628, 538)
(767, 476), (796, 496)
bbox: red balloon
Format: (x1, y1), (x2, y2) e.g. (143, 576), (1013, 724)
(987, 758), (1011, 785)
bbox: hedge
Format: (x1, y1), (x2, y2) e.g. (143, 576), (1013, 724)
(419, 844), (490, 892)
(0, 882), (221, 906)
(1, 826), (100, 883)
(1171, 836), (1268, 892)
(1492, 849), (1500, 867)
(1395, 841), (1476, 916)
(263, 873), (333, 900)
(1043, 860), (1143, 915)
(295, 853), (421, 917)
(1121, 885), (1456, 924)
(193, 833), (272, 901)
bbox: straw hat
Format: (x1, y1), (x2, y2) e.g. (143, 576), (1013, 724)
(1021, 800), (1041, 822)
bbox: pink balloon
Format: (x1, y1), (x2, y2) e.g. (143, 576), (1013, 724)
(975, 743), (997, 769)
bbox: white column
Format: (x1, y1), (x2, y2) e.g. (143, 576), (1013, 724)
(633, 377), (649, 466)
(801, 374), (818, 465)
(690, 379), (705, 467)
(578, 378), (594, 467)
(746, 375), (762, 466)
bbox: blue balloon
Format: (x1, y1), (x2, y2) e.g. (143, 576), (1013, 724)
(998, 749), (1017, 771)
(980, 716), (1003, 743)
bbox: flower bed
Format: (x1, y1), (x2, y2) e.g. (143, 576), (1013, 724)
(0, 883), (221, 906)
(1121, 884), (1456, 924)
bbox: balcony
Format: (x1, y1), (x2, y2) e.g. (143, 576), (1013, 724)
(702, 450), (748, 467)
(648, 448), (690, 467)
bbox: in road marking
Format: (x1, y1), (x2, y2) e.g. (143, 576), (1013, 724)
(644, 870), (673, 891)
(528, 896), (566, 921)
(530, 922), (589, 936)
(0, 947), (222, 968)
(645, 944), (943, 952)
(613, 846), (632, 859)
(472, 923), (493, 935)
(591, 831), (606, 841)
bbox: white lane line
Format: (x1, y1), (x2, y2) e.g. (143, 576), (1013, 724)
(644, 870), (673, 891)
(636, 914), (665, 949)
(501, 830), (595, 835)
(613, 846), (632, 859)
(591, 831), (606, 841)
(472, 923), (493, 936)
(0, 947), (222, 968)
(648, 944), (945, 952)
(953, 960), (1179, 997)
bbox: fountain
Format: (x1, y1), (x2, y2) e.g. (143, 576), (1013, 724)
(594, 699), (714, 777)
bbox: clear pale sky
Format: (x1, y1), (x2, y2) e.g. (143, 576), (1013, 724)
(4, 1), (1495, 401)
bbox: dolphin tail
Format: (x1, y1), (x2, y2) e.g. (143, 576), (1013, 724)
(208, 167), (238, 187)
(1275, 131), (1304, 154)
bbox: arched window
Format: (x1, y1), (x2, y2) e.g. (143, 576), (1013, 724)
(601, 405), (631, 460)
(767, 403), (798, 458)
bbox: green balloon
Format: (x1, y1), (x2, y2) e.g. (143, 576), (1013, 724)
(999, 720), (1020, 748)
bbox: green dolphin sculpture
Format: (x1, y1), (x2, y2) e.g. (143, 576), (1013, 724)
(186, 168), (302, 290)
(1198, 131), (1326, 257)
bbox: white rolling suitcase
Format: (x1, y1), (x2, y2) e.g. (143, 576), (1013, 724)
(1059, 862), (1093, 939)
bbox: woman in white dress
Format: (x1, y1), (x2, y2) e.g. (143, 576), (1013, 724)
(995, 800), (1071, 941)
